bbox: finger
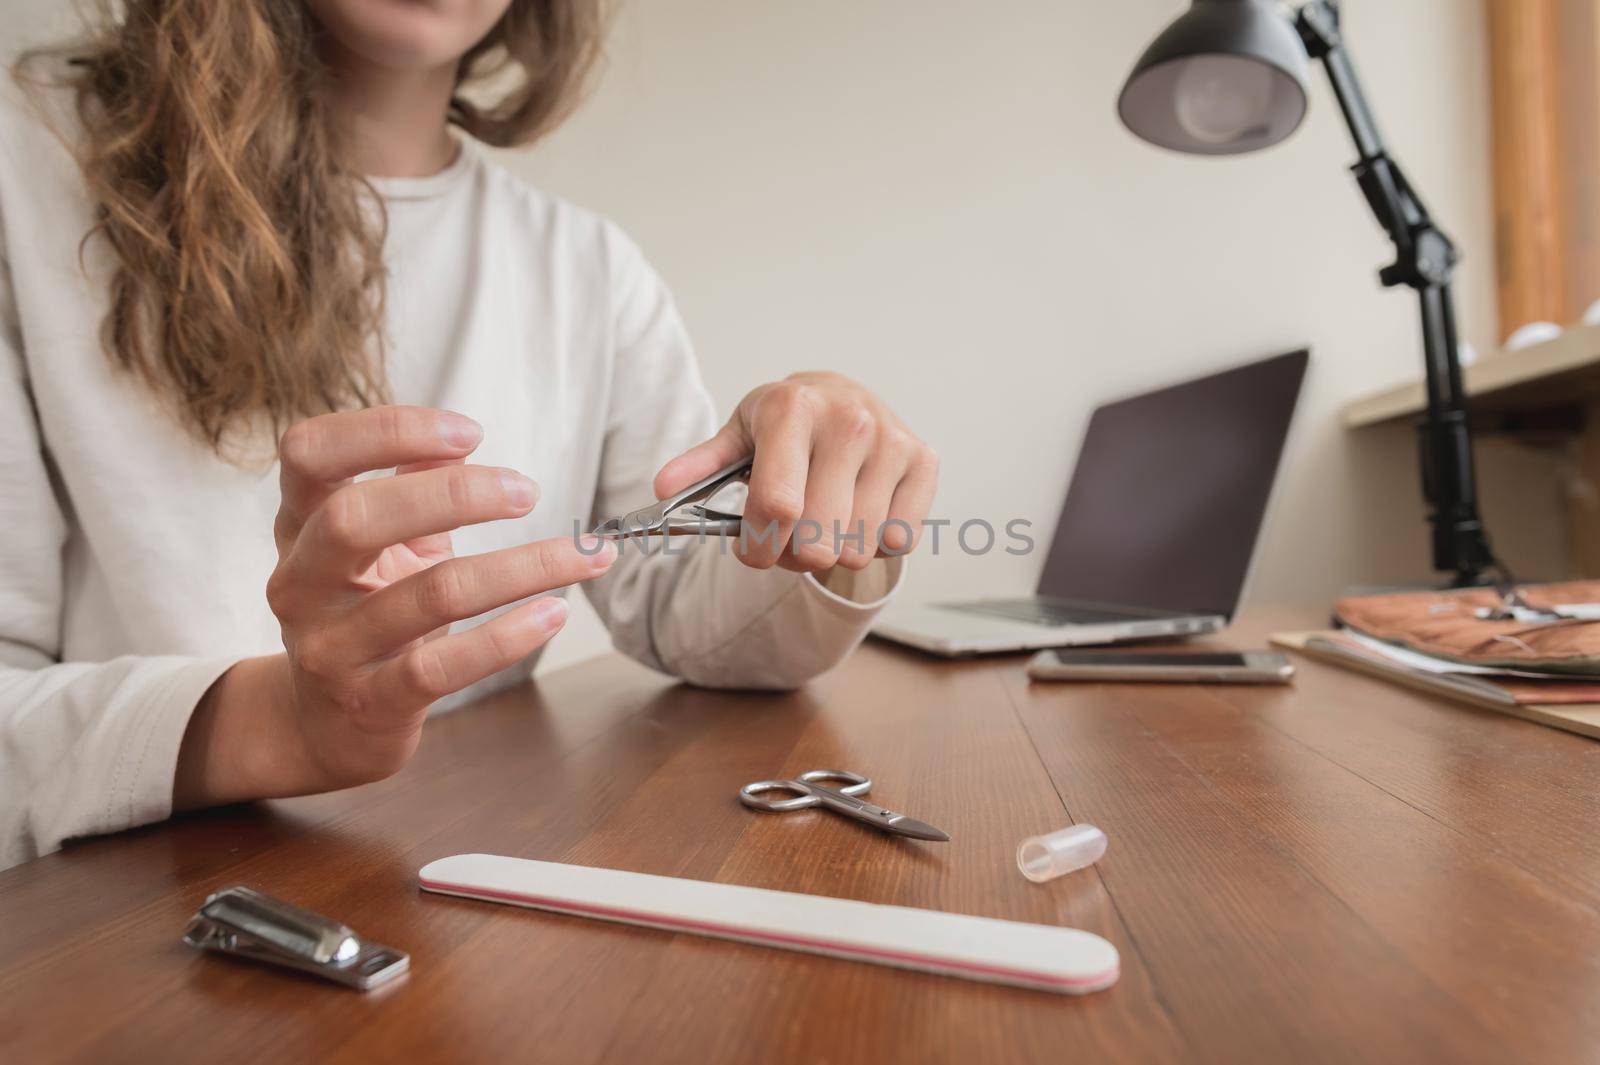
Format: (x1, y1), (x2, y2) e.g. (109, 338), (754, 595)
(881, 442), (939, 555)
(341, 535), (616, 663)
(738, 390), (815, 569)
(788, 411), (874, 572)
(371, 596), (570, 707)
(396, 457), (466, 475)
(653, 420), (751, 501)
(836, 450), (902, 571)
(277, 406), (483, 542)
(294, 464), (537, 579)
(396, 456), (466, 561)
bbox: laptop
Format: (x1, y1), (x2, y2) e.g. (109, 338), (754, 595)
(873, 348), (1308, 657)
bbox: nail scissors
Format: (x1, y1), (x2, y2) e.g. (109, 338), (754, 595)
(738, 769), (950, 842)
(591, 456), (753, 540)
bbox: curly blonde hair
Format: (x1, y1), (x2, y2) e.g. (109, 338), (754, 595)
(18, 1), (604, 452)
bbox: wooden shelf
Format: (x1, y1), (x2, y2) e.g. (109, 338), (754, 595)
(1343, 322), (1600, 427)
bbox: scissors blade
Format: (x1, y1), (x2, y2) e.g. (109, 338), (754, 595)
(881, 814), (951, 842)
(798, 780), (950, 842)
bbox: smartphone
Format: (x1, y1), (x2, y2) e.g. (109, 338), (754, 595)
(1026, 649), (1294, 684)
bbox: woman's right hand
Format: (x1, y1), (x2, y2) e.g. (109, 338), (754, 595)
(174, 405), (616, 809)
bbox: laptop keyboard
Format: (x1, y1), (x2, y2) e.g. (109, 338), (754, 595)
(952, 599), (1151, 628)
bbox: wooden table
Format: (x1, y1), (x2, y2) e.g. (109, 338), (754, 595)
(4, 607), (1599, 1063)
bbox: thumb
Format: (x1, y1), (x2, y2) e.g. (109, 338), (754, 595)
(653, 419), (751, 500)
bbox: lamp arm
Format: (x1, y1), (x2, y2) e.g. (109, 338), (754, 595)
(1295, 0), (1499, 586)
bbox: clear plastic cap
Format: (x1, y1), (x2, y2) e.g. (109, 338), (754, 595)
(1016, 823), (1107, 883)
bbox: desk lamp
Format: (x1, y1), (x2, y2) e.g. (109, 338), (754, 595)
(1118, 0), (1499, 587)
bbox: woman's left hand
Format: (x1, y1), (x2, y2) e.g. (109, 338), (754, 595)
(654, 372), (938, 573)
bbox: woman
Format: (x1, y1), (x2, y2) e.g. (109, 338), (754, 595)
(0, 0), (936, 870)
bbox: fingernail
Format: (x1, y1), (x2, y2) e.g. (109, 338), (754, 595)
(501, 470), (537, 509)
(438, 412), (483, 449)
(579, 534), (617, 569)
(529, 596), (568, 633)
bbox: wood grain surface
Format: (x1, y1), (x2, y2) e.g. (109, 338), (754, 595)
(2, 607), (1598, 1063)
(1487, 0), (1600, 338)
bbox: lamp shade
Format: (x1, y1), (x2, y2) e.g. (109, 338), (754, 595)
(1118, 0), (1310, 156)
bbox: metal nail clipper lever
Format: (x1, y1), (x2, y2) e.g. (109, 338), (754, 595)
(181, 885), (409, 990)
(592, 456), (753, 539)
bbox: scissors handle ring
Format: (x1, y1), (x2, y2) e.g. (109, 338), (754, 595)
(795, 769), (871, 793)
(738, 770), (872, 812)
(739, 781), (820, 811)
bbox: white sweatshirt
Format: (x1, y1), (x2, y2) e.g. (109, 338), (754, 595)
(0, 82), (902, 871)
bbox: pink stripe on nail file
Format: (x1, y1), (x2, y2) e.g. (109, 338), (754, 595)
(418, 854), (1120, 994)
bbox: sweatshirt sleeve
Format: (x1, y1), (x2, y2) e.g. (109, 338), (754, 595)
(0, 222), (238, 871)
(580, 224), (904, 690)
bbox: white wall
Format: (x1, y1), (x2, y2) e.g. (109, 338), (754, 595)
(6, 1), (1567, 673)
(512, 0), (1567, 668)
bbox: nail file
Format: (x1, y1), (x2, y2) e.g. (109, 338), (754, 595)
(418, 853), (1120, 994)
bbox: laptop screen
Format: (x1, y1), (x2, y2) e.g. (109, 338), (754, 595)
(1034, 349), (1307, 618)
